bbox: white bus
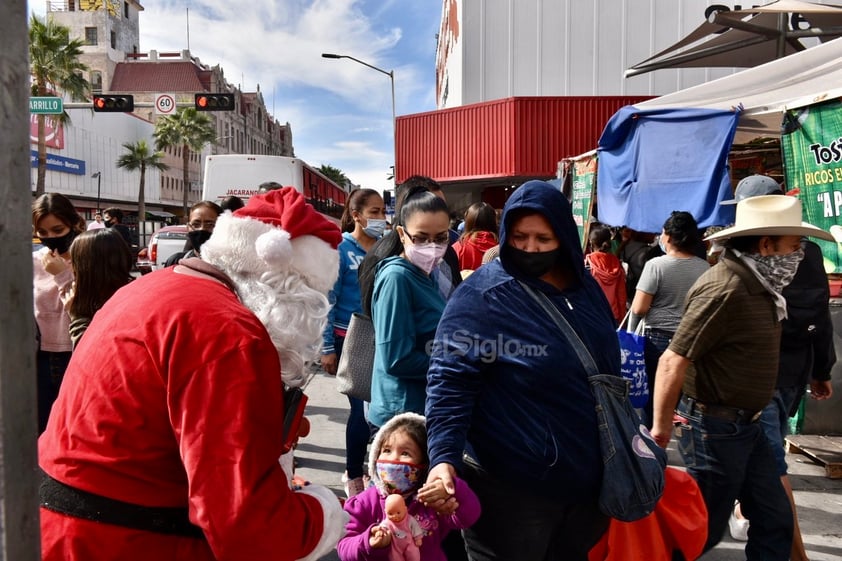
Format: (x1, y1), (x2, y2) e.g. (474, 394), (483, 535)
(202, 155), (347, 223)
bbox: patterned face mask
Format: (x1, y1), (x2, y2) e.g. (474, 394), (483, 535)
(375, 460), (426, 496)
(746, 248), (805, 294)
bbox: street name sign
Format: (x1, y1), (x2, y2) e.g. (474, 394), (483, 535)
(30, 97), (64, 114)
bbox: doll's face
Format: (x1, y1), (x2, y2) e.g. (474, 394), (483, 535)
(385, 495), (407, 523)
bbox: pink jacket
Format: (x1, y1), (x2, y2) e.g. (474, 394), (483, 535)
(33, 248), (74, 352)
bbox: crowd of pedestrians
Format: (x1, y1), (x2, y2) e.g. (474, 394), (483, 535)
(30, 172), (837, 561)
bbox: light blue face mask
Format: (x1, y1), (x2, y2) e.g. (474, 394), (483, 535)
(658, 234), (667, 254)
(363, 218), (388, 239)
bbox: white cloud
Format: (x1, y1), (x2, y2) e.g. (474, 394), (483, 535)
(28, 0), (441, 191)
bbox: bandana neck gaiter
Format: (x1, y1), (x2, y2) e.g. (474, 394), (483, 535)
(744, 248), (804, 295)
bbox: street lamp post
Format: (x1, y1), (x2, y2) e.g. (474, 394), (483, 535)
(321, 53), (396, 183)
(91, 171), (102, 212)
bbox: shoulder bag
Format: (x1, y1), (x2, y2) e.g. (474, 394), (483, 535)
(335, 312), (375, 402)
(519, 282), (666, 522)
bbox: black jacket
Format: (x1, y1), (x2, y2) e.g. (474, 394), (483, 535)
(779, 240), (836, 389)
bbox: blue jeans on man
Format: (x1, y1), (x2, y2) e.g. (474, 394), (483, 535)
(675, 397), (793, 559)
(758, 385), (802, 476)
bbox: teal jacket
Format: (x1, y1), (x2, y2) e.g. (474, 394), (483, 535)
(369, 256), (446, 427)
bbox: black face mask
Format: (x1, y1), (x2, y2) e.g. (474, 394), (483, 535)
(104, 219), (114, 227)
(505, 245), (561, 278)
(40, 231), (77, 255)
(187, 230), (213, 252)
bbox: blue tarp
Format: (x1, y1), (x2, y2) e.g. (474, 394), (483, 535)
(596, 106), (740, 233)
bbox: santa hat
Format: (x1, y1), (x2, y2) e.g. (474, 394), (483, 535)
(201, 188), (341, 293)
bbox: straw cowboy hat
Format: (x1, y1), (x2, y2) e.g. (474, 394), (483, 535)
(705, 195), (833, 242)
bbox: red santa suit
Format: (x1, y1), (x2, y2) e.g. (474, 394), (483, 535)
(39, 189), (345, 561)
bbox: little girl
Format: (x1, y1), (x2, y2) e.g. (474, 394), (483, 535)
(337, 412), (481, 561)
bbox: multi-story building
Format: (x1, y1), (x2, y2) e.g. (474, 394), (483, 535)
(38, 0), (293, 231)
(399, 0), (828, 209)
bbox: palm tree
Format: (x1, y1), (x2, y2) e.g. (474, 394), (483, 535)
(29, 15), (90, 196)
(153, 107), (216, 216)
(318, 164), (350, 189)
(116, 139), (169, 243)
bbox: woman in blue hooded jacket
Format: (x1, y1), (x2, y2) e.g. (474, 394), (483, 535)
(424, 180), (620, 561)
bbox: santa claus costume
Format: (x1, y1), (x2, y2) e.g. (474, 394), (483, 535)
(39, 188), (347, 561)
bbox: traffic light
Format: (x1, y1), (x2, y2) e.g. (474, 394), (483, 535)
(92, 94), (134, 112)
(195, 93), (235, 111)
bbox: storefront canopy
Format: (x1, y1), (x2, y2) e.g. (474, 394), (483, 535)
(633, 35), (842, 143)
(626, 0), (842, 78)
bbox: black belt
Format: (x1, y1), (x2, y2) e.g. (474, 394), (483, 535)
(39, 472), (204, 539)
(679, 395), (761, 424)
(644, 327), (676, 338)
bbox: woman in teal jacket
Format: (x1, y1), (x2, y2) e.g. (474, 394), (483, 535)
(368, 187), (450, 428)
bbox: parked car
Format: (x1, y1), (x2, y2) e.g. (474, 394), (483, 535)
(137, 225), (188, 274)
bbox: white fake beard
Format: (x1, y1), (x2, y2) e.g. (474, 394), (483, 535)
(232, 269), (329, 388)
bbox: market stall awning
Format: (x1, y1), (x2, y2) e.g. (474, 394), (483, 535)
(626, 0), (842, 78)
(633, 35), (842, 143)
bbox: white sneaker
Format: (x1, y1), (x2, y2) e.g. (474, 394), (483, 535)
(729, 503), (749, 541)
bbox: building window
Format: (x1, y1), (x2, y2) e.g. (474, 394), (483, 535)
(110, 31), (116, 50)
(85, 27), (97, 46)
(124, 1), (129, 18)
(90, 71), (102, 93)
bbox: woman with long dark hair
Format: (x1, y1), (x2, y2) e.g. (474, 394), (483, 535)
(629, 211), (709, 426)
(367, 186), (451, 428)
(323, 188), (386, 498)
(453, 202), (498, 272)
(33, 193), (86, 433)
(65, 228), (134, 349)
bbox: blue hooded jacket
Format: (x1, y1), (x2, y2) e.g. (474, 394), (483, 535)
(322, 232), (366, 355)
(425, 180), (620, 502)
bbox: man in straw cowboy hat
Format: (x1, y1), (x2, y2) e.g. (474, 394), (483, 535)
(721, 176), (836, 561)
(650, 192), (834, 560)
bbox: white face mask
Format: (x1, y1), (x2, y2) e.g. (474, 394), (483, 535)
(362, 217), (388, 239)
(404, 241), (448, 275)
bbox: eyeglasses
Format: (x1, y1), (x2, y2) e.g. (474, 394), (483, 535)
(404, 231), (449, 245)
(189, 220), (216, 230)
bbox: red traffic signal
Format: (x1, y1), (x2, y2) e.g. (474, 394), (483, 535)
(195, 93), (235, 111)
(92, 94), (134, 112)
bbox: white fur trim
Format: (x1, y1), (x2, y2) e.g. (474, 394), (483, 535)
(202, 214), (339, 293)
(295, 485), (349, 561)
(201, 214), (274, 275)
(256, 229), (293, 269)
(289, 235), (340, 293)
(368, 412), (426, 493)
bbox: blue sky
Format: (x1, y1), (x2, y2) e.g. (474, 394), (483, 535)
(31, 0), (442, 192)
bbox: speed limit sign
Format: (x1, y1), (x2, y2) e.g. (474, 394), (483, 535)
(155, 93), (177, 115)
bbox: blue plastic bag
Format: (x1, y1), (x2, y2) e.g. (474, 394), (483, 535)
(617, 328), (649, 408)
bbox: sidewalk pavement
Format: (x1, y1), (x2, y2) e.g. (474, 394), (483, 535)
(295, 370), (842, 560)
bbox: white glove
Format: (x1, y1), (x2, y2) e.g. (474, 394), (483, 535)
(294, 484), (349, 561)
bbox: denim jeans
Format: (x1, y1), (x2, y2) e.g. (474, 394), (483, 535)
(461, 460), (609, 561)
(758, 385), (802, 477)
(37, 350), (72, 434)
(643, 328), (672, 427)
(335, 335), (372, 479)
(675, 398), (793, 560)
